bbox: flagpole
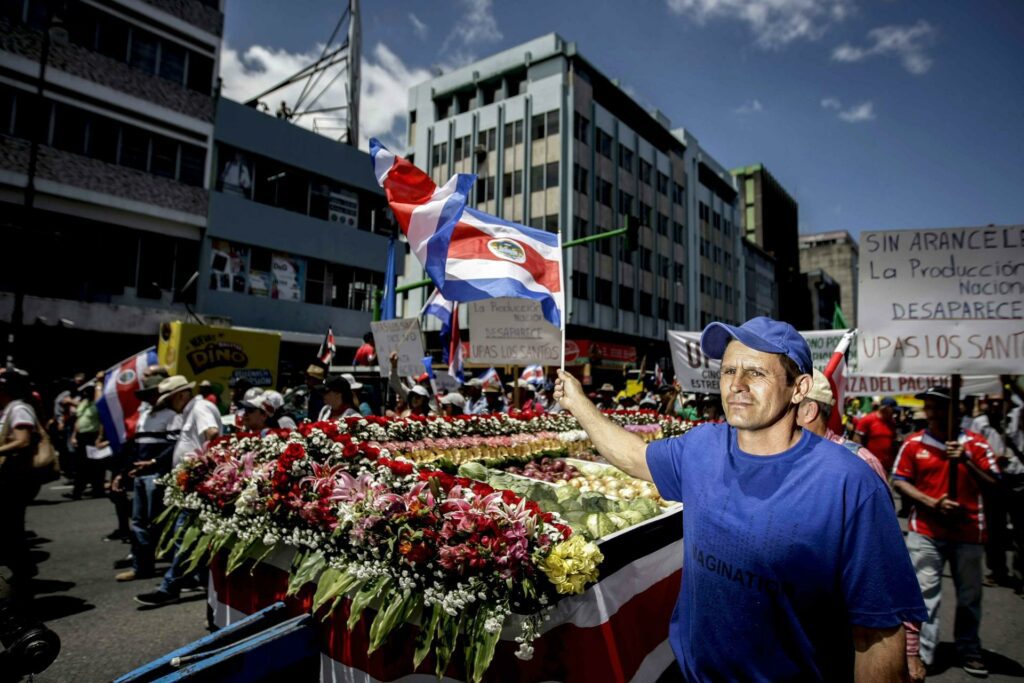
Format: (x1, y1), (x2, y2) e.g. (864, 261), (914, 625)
(558, 233), (566, 374)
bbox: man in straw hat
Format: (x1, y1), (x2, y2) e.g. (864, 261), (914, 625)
(135, 376), (222, 606)
(555, 316), (926, 681)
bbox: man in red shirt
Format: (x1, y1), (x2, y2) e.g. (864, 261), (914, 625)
(892, 386), (1001, 678)
(856, 396), (900, 473)
(352, 332), (377, 366)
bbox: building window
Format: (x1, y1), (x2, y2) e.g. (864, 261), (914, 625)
(673, 221), (685, 243)
(658, 255), (670, 278)
(596, 129), (613, 158)
(435, 95), (452, 119)
(674, 263), (685, 281)
(597, 179), (613, 207)
(674, 303), (686, 324)
(640, 247), (652, 270)
(673, 183), (685, 204)
(712, 211), (721, 229)
(699, 202), (710, 222)
(638, 159), (652, 184)
(574, 113), (590, 143)
(639, 202), (652, 227)
(619, 285), (635, 311)
(546, 110), (560, 136)
(657, 213), (669, 236)
(639, 292), (652, 316)
(573, 164), (589, 195)
(657, 171), (669, 195)
(658, 297), (670, 320)
(502, 169), (522, 198)
(545, 161), (559, 188)
(480, 79), (500, 105)
(573, 216), (589, 238)
(618, 191), (633, 216)
(572, 270), (589, 299)
(618, 144), (634, 173)
(476, 175), (495, 204)
(595, 277), (613, 305)
(503, 120), (523, 145)
(431, 141), (447, 167)
(453, 135), (465, 162)
(545, 214), (559, 233)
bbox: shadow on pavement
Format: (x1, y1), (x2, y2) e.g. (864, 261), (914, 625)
(929, 643), (1024, 677)
(135, 592), (208, 612)
(29, 578), (75, 595)
(31, 594), (95, 621)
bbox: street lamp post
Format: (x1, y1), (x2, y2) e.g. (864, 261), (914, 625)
(8, 8), (67, 369)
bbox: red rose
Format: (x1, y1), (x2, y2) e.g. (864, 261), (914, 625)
(282, 443), (306, 459)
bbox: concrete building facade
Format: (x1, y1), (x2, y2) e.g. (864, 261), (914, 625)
(798, 230), (858, 326)
(733, 163), (804, 327)
(403, 34), (745, 365)
(0, 0), (223, 373)
(197, 98), (396, 353)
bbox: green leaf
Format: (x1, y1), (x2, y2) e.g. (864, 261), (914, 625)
(434, 612), (463, 678)
(182, 533), (212, 574)
(225, 537), (253, 575)
(469, 607), (503, 683)
(176, 524), (201, 559)
(368, 590), (418, 652)
(413, 603), (442, 669)
(347, 575), (392, 631)
(313, 572), (362, 617)
(312, 568), (342, 610)
(287, 552), (326, 596)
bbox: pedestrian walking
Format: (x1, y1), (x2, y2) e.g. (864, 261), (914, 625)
(0, 370), (41, 591)
(855, 396), (900, 473)
(554, 316), (926, 680)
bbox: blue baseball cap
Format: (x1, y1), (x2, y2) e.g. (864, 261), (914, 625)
(700, 316), (813, 375)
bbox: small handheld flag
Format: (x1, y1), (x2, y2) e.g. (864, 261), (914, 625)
(317, 327), (336, 366)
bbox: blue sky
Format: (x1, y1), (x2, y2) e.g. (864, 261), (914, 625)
(220, 0), (1024, 237)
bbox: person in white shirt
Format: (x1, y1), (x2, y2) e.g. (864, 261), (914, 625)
(315, 376), (361, 421)
(0, 370), (40, 587)
(136, 376), (222, 607)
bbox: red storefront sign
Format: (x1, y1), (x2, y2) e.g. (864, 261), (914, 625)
(568, 340), (638, 366)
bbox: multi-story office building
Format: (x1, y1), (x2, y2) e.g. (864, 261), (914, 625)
(733, 163), (805, 327)
(799, 230), (858, 326)
(803, 269), (842, 330)
(743, 240), (777, 320)
(198, 98), (395, 359)
(404, 34), (744, 367)
(0, 0), (222, 373)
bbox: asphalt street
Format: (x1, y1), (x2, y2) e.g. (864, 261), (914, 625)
(16, 482), (1024, 682)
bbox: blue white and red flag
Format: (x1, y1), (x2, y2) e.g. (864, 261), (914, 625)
(370, 139), (564, 329)
(654, 363), (664, 387)
(520, 365), (544, 386)
(422, 290), (465, 384)
(97, 347), (159, 453)
(824, 329), (856, 434)
(478, 367), (501, 389)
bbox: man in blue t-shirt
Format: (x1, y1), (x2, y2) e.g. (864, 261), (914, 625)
(554, 317), (926, 682)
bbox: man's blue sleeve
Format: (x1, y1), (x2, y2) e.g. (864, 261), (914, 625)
(645, 434), (685, 502)
(841, 487), (928, 627)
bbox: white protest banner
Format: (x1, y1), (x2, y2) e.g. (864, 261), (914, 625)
(467, 298), (562, 366)
(370, 318), (424, 378)
(667, 329), (859, 394)
(858, 225), (1024, 374)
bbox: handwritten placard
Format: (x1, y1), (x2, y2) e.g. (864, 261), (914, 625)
(467, 298), (562, 366)
(370, 318), (425, 378)
(858, 226), (1024, 374)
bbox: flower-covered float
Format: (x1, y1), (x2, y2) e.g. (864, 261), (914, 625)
(160, 410), (694, 682)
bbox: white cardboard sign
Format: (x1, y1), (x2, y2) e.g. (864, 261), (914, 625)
(370, 318), (425, 378)
(467, 298), (562, 366)
(858, 226), (1024, 374)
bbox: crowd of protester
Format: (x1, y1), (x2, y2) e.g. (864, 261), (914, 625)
(2, 328), (1023, 678)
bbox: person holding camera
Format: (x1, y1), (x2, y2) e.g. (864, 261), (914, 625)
(892, 386), (1002, 677)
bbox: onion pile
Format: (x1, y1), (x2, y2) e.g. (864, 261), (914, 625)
(562, 470), (664, 504)
(504, 457), (579, 482)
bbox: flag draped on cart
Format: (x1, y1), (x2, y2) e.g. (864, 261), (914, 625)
(96, 347), (159, 452)
(370, 139), (564, 329)
(823, 329), (856, 434)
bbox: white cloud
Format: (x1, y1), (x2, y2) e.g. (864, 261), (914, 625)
(832, 20), (935, 74)
(441, 0), (503, 55)
(408, 13), (428, 40)
(838, 100), (875, 122)
(819, 96), (875, 122)
(219, 41), (431, 151)
(665, 0), (855, 48)
(735, 99), (764, 114)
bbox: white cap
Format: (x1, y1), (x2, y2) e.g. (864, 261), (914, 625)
(341, 373), (363, 390)
(409, 384), (430, 398)
(243, 387), (265, 401)
(807, 369), (835, 406)
(440, 392), (466, 407)
(260, 390), (284, 415)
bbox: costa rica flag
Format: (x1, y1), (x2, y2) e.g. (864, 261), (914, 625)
(96, 347), (158, 453)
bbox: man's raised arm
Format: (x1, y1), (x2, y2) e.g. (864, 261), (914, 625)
(554, 370), (652, 482)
